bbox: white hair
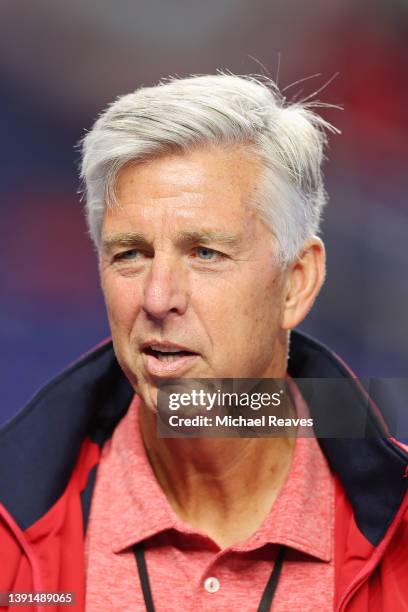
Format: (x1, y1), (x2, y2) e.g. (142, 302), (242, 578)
(80, 73), (338, 263)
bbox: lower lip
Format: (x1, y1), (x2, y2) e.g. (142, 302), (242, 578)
(143, 352), (199, 377)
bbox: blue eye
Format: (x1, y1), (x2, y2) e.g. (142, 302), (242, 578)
(195, 247), (217, 260)
(115, 249), (139, 260)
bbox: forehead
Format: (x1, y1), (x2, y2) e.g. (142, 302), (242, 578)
(103, 146), (264, 236)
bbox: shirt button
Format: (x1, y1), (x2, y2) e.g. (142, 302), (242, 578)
(204, 577), (220, 593)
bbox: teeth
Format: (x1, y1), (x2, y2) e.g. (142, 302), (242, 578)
(156, 353), (182, 362)
(150, 345), (183, 353)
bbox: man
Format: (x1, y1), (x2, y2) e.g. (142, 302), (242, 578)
(0, 74), (407, 611)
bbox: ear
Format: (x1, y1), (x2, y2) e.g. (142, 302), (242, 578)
(281, 237), (326, 330)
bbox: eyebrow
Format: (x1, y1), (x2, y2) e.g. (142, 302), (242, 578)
(174, 230), (240, 248)
(102, 232), (147, 252)
(102, 229), (241, 252)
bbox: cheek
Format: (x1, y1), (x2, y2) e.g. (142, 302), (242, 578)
(233, 272), (284, 348)
(190, 275), (243, 335)
(102, 274), (142, 333)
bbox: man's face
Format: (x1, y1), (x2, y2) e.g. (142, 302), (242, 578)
(100, 146), (289, 410)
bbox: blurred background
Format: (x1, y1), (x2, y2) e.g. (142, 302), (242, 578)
(1, 0), (407, 425)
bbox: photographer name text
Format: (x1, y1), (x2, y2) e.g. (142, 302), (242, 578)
(167, 415), (314, 428)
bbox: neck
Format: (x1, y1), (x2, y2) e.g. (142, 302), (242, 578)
(139, 405), (295, 549)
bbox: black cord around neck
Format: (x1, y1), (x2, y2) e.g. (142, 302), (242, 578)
(133, 542), (286, 612)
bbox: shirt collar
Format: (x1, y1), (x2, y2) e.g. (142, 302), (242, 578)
(108, 387), (333, 562)
(108, 395), (179, 553)
(232, 380), (334, 562)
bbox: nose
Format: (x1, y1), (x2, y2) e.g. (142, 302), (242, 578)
(142, 254), (189, 320)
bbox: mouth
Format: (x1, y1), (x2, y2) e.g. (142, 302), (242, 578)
(141, 341), (199, 376)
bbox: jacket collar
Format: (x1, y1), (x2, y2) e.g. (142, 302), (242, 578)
(0, 330), (406, 546)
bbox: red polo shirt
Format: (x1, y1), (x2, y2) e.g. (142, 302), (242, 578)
(85, 386), (334, 611)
